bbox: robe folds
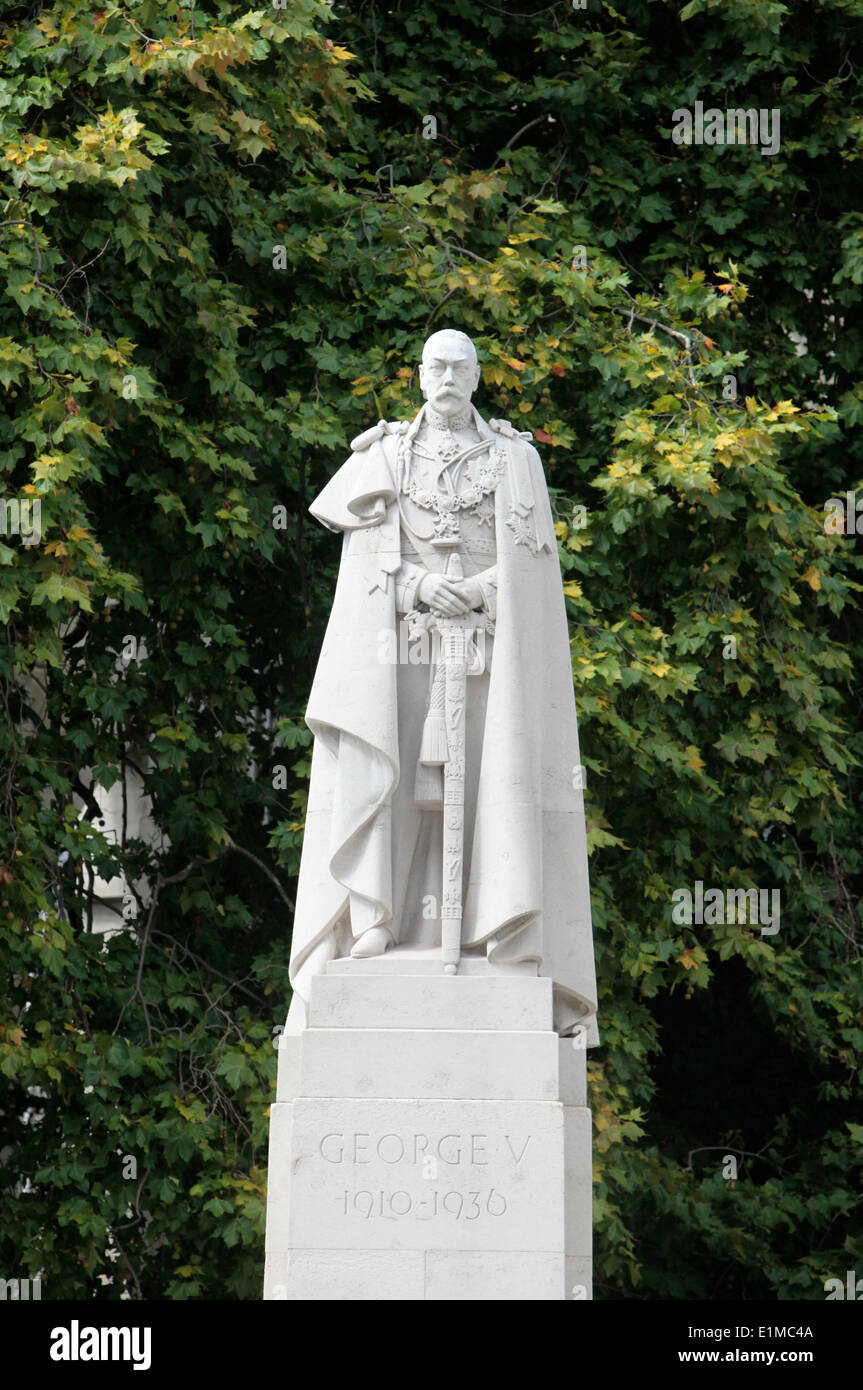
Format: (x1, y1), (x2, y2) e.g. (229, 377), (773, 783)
(286, 411), (598, 1041)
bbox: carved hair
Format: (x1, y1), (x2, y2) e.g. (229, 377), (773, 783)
(421, 328), (478, 364)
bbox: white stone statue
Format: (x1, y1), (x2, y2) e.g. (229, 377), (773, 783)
(285, 329), (597, 1038)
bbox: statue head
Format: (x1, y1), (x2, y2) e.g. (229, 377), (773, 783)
(419, 329), (481, 420)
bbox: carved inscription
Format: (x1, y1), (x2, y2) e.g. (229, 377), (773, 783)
(341, 1189), (508, 1220)
(319, 1131), (532, 1166)
(287, 1100), (562, 1253)
(318, 1130), (533, 1224)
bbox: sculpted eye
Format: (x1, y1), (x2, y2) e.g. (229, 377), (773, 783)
(427, 361), (472, 376)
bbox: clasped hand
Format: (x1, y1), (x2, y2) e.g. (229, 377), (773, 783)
(417, 572), (483, 617)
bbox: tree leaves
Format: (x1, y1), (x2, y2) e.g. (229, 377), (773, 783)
(0, 0), (860, 1304)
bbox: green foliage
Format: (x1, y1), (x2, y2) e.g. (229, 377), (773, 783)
(1, 0), (860, 1299)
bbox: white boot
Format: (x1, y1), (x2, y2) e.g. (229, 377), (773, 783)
(350, 925), (394, 959)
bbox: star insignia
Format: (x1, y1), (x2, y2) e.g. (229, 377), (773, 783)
(506, 508), (536, 548)
(436, 436), (460, 465)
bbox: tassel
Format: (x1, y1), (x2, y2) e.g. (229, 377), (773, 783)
(414, 658), (447, 806)
(414, 760), (443, 808)
(419, 708), (448, 765)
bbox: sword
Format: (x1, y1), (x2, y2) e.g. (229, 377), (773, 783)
(407, 553), (493, 975)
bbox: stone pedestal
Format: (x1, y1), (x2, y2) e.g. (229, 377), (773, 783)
(263, 955), (591, 1301)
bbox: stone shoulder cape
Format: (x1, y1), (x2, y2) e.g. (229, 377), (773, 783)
(286, 413), (598, 1040)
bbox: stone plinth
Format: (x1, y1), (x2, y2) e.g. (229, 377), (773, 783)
(264, 957), (591, 1301)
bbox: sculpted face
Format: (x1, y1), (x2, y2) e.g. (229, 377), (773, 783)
(419, 330), (481, 420)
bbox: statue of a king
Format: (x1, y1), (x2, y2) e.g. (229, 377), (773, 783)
(285, 329), (597, 1040)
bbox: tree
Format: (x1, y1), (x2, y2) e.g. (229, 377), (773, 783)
(1, 0), (860, 1299)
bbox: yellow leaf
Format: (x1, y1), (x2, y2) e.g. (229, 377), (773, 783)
(685, 745), (704, 771)
(801, 566), (822, 591)
(563, 581), (582, 599)
(554, 521), (567, 538)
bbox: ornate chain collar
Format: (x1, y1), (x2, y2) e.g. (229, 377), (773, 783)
(397, 432), (504, 544)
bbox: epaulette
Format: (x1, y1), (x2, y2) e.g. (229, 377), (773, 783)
(350, 419), (410, 452)
(489, 418), (533, 442)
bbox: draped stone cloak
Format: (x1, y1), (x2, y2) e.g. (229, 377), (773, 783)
(285, 410), (598, 1041)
